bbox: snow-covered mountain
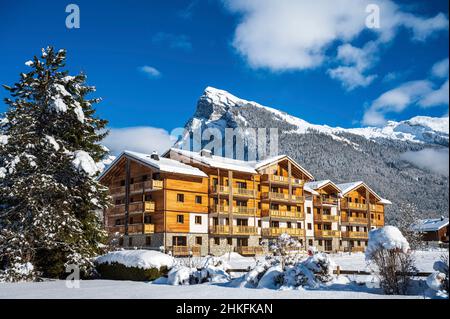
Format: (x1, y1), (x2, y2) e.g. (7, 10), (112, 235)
(178, 87), (449, 220)
(186, 86), (449, 146)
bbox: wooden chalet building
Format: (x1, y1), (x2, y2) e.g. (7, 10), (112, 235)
(99, 148), (391, 256)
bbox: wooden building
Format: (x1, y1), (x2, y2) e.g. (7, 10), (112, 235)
(99, 149), (390, 256)
(412, 217), (449, 244)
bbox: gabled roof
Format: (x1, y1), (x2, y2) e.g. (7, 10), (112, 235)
(303, 185), (320, 196)
(305, 180), (340, 193)
(98, 150), (208, 181)
(335, 181), (388, 203)
(167, 148), (314, 179)
(411, 218), (449, 232)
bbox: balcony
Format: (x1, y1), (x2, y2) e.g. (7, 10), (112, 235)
(313, 214), (339, 222)
(169, 246), (201, 257)
(261, 209), (304, 220)
(109, 201), (155, 215)
(314, 196), (339, 206)
(342, 231), (368, 239)
(370, 204), (384, 212)
(110, 180), (163, 196)
(209, 225), (257, 235)
(210, 186), (256, 198)
(108, 223), (154, 235)
(261, 174), (305, 187)
(341, 216), (368, 224)
(314, 230), (340, 238)
(341, 202), (368, 211)
(235, 246), (265, 256)
(261, 192), (304, 203)
(262, 227), (305, 237)
(210, 205), (258, 216)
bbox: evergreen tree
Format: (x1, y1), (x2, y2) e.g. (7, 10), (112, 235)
(0, 47), (110, 281)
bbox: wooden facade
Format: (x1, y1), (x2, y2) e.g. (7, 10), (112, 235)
(99, 150), (389, 256)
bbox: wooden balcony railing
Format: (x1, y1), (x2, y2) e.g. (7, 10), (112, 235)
(314, 196), (339, 206)
(261, 174), (305, 187)
(109, 201), (155, 215)
(209, 225), (257, 235)
(170, 246), (201, 256)
(262, 227), (305, 237)
(342, 231), (368, 239)
(369, 204), (384, 212)
(351, 246), (365, 252)
(261, 192), (305, 203)
(313, 214), (340, 222)
(314, 230), (340, 238)
(110, 180), (163, 195)
(210, 205), (257, 216)
(232, 187), (256, 197)
(232, 226), (258, 235)
(235, 246), (265, 256)
(108, 223), (154, 235)
(341, 216), (368, 224)
(261, 209), (304, 219)
(341, 202), (368, 210)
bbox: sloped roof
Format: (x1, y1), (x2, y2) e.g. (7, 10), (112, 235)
(411, 218), (449, 232)
(303, 185), (320, 196)
(98, 150), (208, 180)
(305, 180), (340, 193)
(336, 181), (389, 203)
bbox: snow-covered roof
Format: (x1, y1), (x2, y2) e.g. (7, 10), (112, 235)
(336, 181), (388, 203)
(411, 218), (449, 232)
(303, 185), (320, 196)
(168, 148), (314, 178)
(98, 150), (208, 180)
(305, 180), (340, 192)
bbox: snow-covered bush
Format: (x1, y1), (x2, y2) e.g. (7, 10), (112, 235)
(167, 256), (231, 285)
(426, 254), (449, 297)
(365, 226), (417, 295)
(268, 233), (302, 268)
(239, 257), (280, 288)
(0, 262), (35, 282)
(95, 250), (175, 281)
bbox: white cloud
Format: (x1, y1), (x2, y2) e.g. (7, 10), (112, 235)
(431, 58), (449, 78)
(138, 65), (161, 79)
(152, 32), (193, 51)
(223, 0), (448, 88)
(419, 80), (449, 107)
(103, 127), (174, 155)
(400, 148), (449, 176)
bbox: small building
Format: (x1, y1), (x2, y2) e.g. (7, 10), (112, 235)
(412, 217), (449, 244)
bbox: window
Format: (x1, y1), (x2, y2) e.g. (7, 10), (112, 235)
(318, 240), (323, 246)
(172, 236), (187, 247)
(214, 237), (220, 245)
(144, 215), (151, 224)
(196, 237), (202, 245)
(195, 216), (202, 224)
(287, 205), (291, 211)
(177, 215), (184, 224)
(212, 178), (218, 186)
(258, 220), (262, 227)
(227, 238), (232, 245)
(130, 178), (134, 184)
(177, 194), (184, 202)
(237, 181), (247, 189)
(371, 213), (374, 219)
(297, 222), (302, 229)
(317, 224), (322, 230)
(115, 219), (122, 226)
(307, 223), (312, 230)
(115, 199), (122, 205)
(378, 214), (381, 220)
(144, 194), (152, 201)
(308, 239), (313, 246)
(129, 217), (134, 224)
(362, 199), (366, 204)
(296, 206), (302, 212)
(348, 197), (352, 202)
(145, 236), (151, 246)
(195, 196), (202, 204)
(152, 173), (161, 180)
(357, 240), (361, 247)
(355, 198), (359, 203)
(120, 180), (125, 186)
(287, 222), (292, 228)
(307, 207), (312, 214)
(142, 175), (148, 181)
(339, 240), (342, 246)
(258, 202), (261, 209)
(119, 237), (124, 246)
(128, 237), (133, 246)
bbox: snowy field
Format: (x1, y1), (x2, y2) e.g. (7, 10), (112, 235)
(0, 249), (447, 299)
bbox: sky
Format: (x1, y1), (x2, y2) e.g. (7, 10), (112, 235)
(0, 0), (448, 153)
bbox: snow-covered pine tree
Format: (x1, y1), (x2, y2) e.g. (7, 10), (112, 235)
(0, 47), (110, 281)
(392, 202), (424, 250)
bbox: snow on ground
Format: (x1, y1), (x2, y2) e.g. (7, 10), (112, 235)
(0, 279), (423, 299)
(0, 249), (446, 299)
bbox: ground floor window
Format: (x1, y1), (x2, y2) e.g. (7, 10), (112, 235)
(196, 236), (202, 245)
(172, 236), (187, 247)
(214, 237), (220, 245)
(128, 237), (133, 246)
(227, 237), (233, 245)
(308, 239), (313, 246)
(145, 236), (151, 246)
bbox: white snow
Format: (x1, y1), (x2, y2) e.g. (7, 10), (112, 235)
(50, 97), (68, 113)
(24, 60), (33, 67)
(366, 226), (410, 259)
(411, 217), (449, 232)
(71, 150), (100, 176)
(73, 101), (85, 123)
(44, 135), (60, 151)
(96, 250), (176, 270)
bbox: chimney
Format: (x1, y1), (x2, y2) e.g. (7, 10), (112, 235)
(150, 151), (160, 161)
(200, 148), (212, 158)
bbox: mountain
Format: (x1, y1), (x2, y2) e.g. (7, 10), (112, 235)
(177, 87), (449, 221)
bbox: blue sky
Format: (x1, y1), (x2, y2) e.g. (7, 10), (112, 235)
(0, 0), (448, 146)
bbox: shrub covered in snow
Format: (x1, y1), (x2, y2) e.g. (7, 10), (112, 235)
(239, 250), (336, 290)
(95, 250), (175, 281)
(426, 254), (449, 297)
(0, 262), (35, 282)
(365, 226), (417, 295)
(167, 256), (231, 285)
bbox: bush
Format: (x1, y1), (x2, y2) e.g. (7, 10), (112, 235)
(96, 262), (169, 281)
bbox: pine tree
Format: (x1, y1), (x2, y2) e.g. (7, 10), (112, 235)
(0, 47), (110, 281)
